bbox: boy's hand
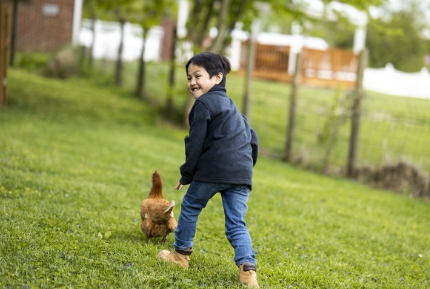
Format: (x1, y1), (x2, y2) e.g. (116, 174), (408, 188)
(175, 181), (183, 190)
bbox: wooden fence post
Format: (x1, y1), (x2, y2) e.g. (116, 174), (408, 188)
(285, 52), (302, 162)
(347, 49), (368, 177)
(242, 39), (256, 118)
(0, 2), (9, 106)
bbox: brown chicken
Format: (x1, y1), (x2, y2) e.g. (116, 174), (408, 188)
(140, 170), (177, 244)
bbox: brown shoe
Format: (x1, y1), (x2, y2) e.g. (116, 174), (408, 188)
(239, 263), (259, 288)
(158, 248), (192, 269)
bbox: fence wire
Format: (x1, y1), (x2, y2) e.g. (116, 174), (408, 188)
(290, 84), (430, 196)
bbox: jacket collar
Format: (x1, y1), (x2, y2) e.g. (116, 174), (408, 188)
(208, 84), (226, 93)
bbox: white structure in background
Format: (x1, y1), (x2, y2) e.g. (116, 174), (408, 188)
(176, 0), (189, 38)
(72, 0), (84, 45)
(79, 19), (163, 61)
(364, 64), (430, 99)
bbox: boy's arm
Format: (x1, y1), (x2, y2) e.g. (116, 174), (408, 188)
(179, 101), (210, 185)
(251, 128), (258, 166)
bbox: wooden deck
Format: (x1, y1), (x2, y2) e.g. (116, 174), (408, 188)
(239, 42), (357, 89)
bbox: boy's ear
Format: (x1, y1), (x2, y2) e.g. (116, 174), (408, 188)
(215, 72), (223, 84)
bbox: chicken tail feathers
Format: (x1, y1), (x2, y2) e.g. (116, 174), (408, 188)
(148, 170), (163, 198)
(163, 200), (175, 214)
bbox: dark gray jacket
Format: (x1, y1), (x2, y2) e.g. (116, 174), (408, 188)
(179, 85), (258, 189)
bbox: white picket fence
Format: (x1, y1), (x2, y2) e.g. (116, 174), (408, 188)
(78, 20), (430, 100)
(364, 64), (430, 99)
(79, 19), (163, 61)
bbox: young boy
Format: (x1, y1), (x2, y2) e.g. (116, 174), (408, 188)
(159, 52), (259, 288)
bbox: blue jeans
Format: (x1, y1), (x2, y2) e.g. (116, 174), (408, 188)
(174, 180), (256, 266)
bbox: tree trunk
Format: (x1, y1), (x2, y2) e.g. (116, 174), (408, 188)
(222, 0), (249, 50)
(190, 0), (214, 53)
(136, 30), (147, 100)
(88, 14), (97, 68)
(285, 52), (302, 163)
(9, 0), (18, 66)
(115, 18), (125, 87)
(208, 0), (231, 54)
(166, 26), (177, 115)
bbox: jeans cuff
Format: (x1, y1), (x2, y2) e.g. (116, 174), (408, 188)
(241, 262), (257, 271)
(176, 248), (193, 255)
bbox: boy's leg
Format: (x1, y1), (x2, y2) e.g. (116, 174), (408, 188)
(221, 185), (256, 266)
(221, 185), (259, 288)
(174, 181), (221, 250)
(159, 181), (222, 268)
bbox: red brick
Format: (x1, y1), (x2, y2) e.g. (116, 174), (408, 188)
(11, 0), (76, 52)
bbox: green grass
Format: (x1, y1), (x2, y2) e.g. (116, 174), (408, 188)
(1, 68), (429, 288)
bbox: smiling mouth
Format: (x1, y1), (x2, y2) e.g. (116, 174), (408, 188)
(190, 87), (200, 92)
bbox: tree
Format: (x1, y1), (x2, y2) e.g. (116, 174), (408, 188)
(301, 17), (356, 49)
(186, 0), (216, 54)
(366, 0), (430, 71)
(129, 0), (177, 100)
(97, 0), (136, 86)
(184, 0), (264, 54)
(8, 0), (31, 66)
(184, 0), (388, 60)
(207, 0), (232, 53)
(274, 0), (389, 50)
(82, 0), (102, 68)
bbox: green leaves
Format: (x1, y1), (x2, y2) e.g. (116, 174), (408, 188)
(367, 2), (430, 71)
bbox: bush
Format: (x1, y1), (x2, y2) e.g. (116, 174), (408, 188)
(43, 46), (82, 79)
(15, 52), (51, 72)
(14, 46), (91, 80)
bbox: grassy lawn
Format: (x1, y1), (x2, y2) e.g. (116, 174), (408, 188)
(1, 68), (429, 288)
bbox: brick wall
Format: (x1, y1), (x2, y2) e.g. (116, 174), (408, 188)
(14, 0), (75, 52)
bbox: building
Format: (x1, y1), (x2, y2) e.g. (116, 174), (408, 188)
(11, 0), (83, 52)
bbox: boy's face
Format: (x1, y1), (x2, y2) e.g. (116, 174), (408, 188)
(187, 63), (222, 99)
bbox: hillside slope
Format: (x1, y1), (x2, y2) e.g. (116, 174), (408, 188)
(1, 69), (429, 288)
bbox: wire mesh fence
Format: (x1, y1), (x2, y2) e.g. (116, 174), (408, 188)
(237, 43), (429, 194)
(252, 79), (430, 197)
(233, 46), (429, 198)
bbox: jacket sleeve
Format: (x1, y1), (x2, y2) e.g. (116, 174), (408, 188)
(179, 101), (211, 185)
(250, 128), (258, 167)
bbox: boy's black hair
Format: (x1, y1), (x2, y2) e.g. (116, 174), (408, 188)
(185, 52), (232, 87)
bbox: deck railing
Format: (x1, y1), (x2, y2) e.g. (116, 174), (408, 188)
(301, 48), (357, 87)
(240, 42), (358, 88)
(255, 44), (290, 71)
